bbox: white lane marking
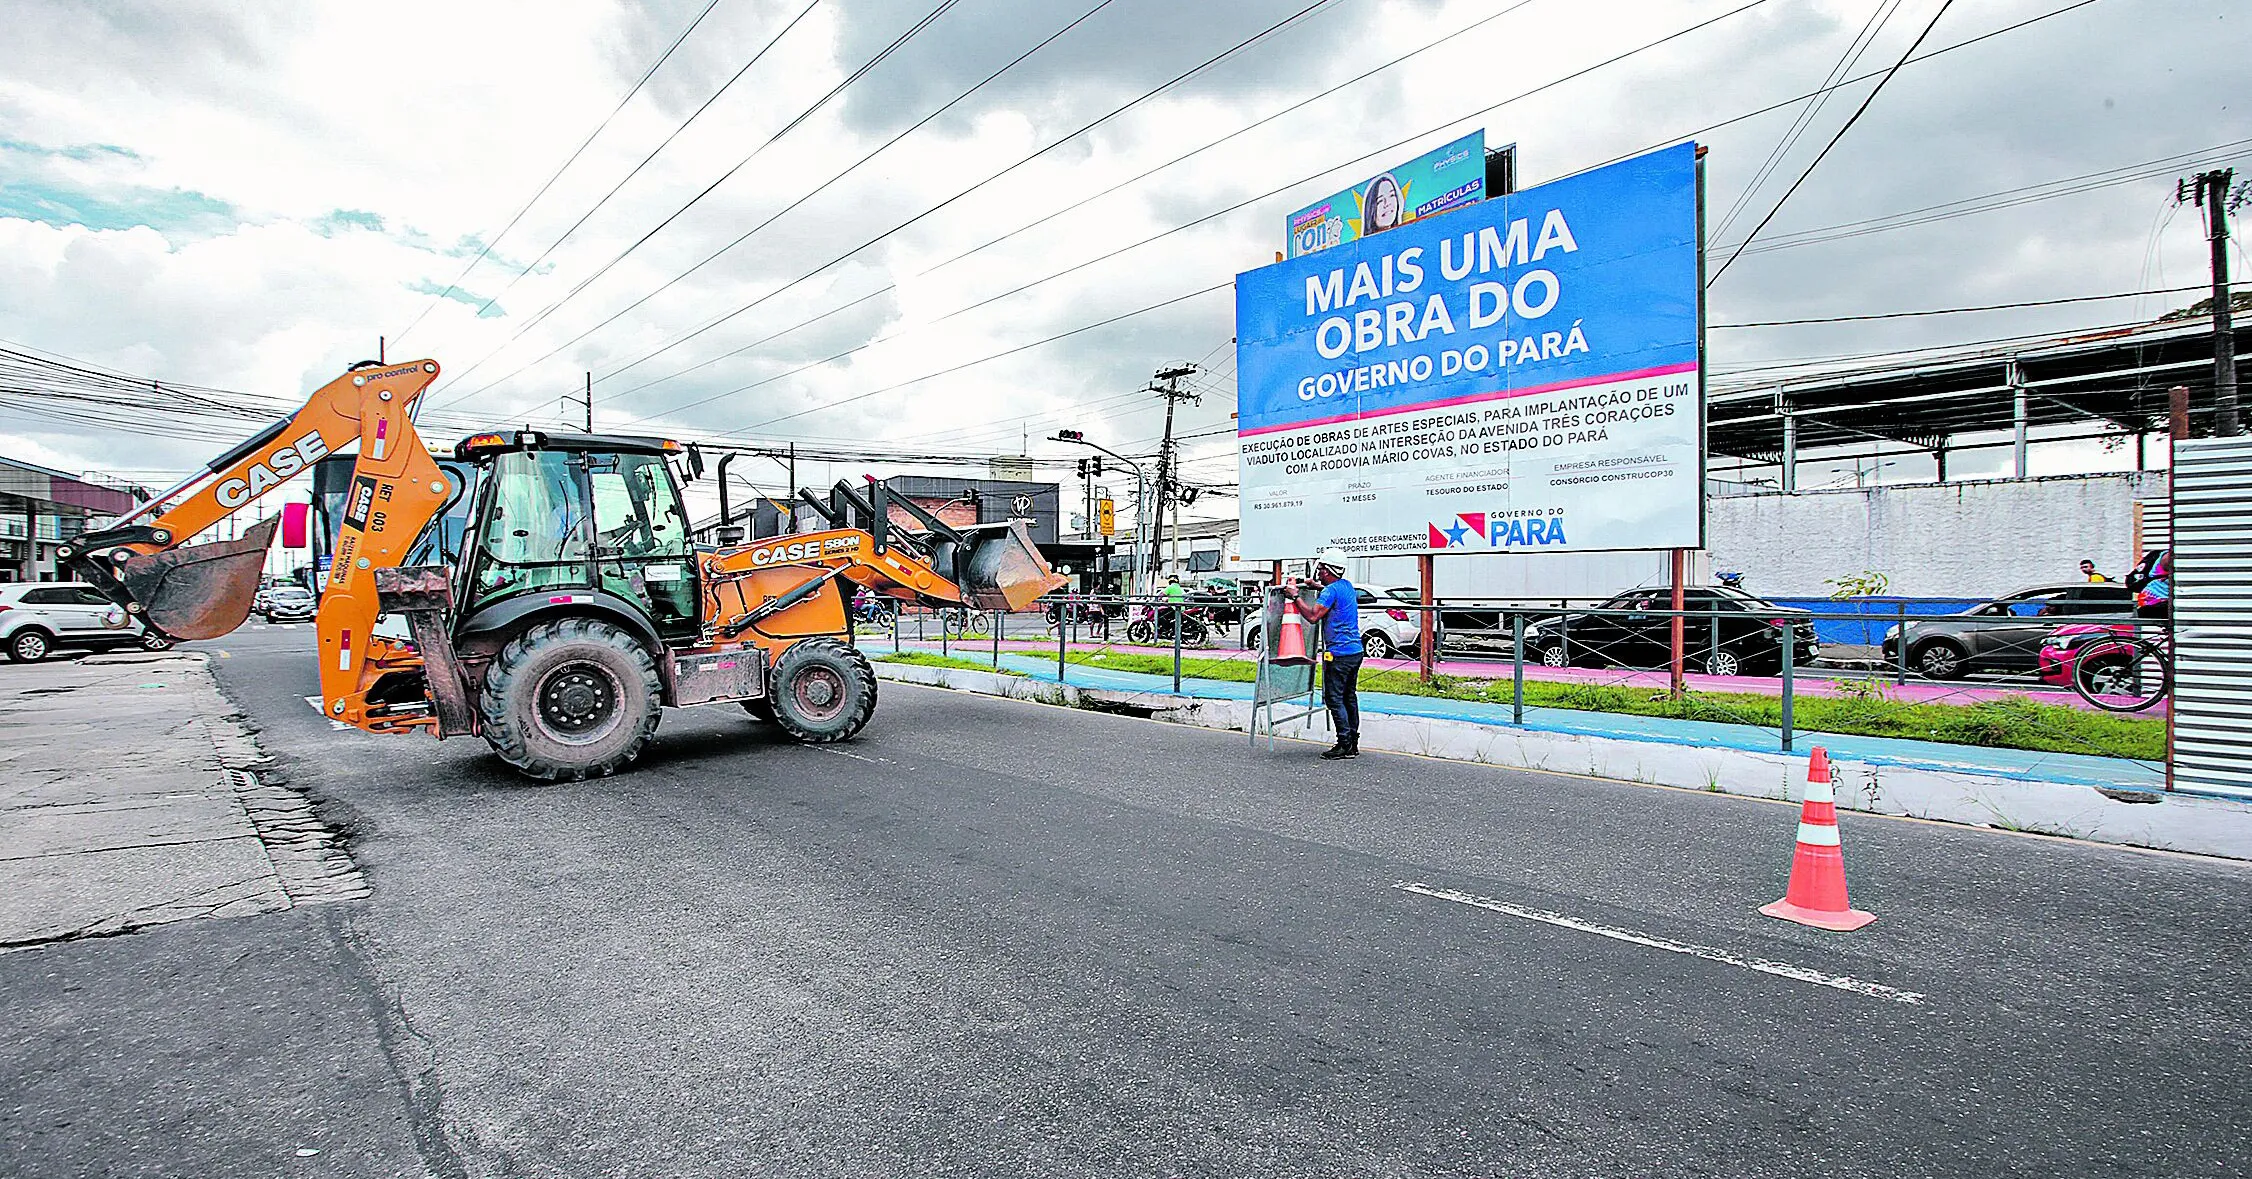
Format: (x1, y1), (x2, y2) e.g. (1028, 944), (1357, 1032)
(1393, 881), (1926, 1006)
(814, 747), (890, 764)
(304, 694), (350, 730)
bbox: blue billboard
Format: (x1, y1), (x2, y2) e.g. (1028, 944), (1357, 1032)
(1236, 142), (1702, 559)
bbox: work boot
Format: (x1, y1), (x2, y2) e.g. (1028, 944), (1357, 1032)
(1341, 735), (1360, 759)
(1320, 743), (1350, 760)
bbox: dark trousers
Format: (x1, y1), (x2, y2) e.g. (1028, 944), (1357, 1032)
(1322, 653), (1363, 740)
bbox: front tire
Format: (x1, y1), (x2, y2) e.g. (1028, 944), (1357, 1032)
(479, 618), (662, 781)
(9, 629), (52, 663)
(1700, 649), (1744, 677)
(1912, 640), (1968, 680)
(769, 638), (877, 743)
(1126, 620), (1155, 645)
(1362, 630), (1400, 659)
(1538, 643), (1570, 669)
(139, 631), (173, 652)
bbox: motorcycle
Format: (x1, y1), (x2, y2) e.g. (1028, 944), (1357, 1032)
(850, 592), (897, 628)
(1126, 602), (1210, 647)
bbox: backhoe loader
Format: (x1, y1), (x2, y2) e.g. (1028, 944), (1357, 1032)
(63, 358), (1064, 780)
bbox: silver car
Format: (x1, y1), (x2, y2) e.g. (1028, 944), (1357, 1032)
(1881, 583), (2134, 679)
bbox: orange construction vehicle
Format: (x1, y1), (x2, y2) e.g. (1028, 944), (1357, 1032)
(63, 359), (1063, 779)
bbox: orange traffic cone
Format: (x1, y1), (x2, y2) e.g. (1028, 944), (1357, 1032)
(1273, 597), (1312, 666)
(1758, 747), (1875, 932)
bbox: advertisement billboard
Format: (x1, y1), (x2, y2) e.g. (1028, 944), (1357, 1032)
(1237, 142), (1702, 560)
(1285, 131), (1486, 260)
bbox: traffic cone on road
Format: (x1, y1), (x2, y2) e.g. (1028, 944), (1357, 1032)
(1274, 597), (1312, 666)
(1758, 747), (1875, 932)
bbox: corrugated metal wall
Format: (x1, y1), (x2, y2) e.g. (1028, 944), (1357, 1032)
(2170, 436), (2252, 800)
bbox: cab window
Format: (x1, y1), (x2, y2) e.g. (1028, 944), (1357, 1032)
(472, 451), (592, 604)
(590, 453), (688, 558)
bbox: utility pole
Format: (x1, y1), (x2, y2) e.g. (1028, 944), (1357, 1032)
(1150, 364), (1199, 581)
(2182, 168), (2242, 436)
(562, 371), (594, 432)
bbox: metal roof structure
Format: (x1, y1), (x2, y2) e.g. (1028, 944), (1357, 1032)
(1706, 316), (2250, 481)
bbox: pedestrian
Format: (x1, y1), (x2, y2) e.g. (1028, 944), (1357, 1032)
(2078, 559), (2111, 583)
(1161, 574), (1186, 638)
(1293, 548), (1362, 760)
(2134, 550), (2171, 622)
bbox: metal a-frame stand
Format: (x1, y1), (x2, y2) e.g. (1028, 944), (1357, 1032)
(1250, 584), (1326, 749)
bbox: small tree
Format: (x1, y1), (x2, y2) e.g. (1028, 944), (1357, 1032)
(1824, 570), (1890, 600)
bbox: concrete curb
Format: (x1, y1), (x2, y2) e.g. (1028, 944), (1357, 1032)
(872, 661), (2252, 861)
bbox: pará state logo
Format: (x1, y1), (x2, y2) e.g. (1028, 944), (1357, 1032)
(1427, 512), (1569, 549)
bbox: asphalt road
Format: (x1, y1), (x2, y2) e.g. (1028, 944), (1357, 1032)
(6, 623), (2249, 1178)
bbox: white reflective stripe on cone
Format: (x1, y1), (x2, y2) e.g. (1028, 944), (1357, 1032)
(1796, 822), (1842, 847)
(1803, 780), (1835, 804)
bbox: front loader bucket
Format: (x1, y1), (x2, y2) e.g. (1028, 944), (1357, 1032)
(118, 516), (280, 640)
(956, 519), (1066, 613)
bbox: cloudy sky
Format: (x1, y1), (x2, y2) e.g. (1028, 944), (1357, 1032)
(0, 0), (2244, 513)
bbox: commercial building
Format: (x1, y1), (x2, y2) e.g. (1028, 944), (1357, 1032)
(0, 455), (143, 582)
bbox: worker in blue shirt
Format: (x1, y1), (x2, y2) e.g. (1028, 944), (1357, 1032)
(1292, 547), (1362, 760)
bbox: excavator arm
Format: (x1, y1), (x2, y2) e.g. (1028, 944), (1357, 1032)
(66, 360), (452, 729)
(698, 520), (1063, 643)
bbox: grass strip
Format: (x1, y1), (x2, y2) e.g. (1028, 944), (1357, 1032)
(1061, 652), (2161, 761)
(877, 651), (1024, 677)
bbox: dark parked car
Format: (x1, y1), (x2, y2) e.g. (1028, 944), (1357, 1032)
(1523, 586), (1817, 676)
(1880, 583), (2134, 679)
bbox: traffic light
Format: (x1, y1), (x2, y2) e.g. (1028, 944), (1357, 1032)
(1090, 456), (1104, 477)
(1180, 486), (1200, 506)
(1055, 429), (1084, 442)
(1076, 457), (1089, 478)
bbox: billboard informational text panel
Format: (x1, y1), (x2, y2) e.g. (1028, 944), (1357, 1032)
(1237, 142), (1702, 560)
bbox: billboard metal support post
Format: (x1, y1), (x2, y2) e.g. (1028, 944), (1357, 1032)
(1418, 554), (1436, 682)
(1172, 603), (1184, 694)
(1779, 622), (1796, 753)
(1669, 548), (1686, 697)
(1511, 614), (1525, 725)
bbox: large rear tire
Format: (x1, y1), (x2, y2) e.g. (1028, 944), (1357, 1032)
(769, 638), (877, 743)
(480, 618), (662, 781)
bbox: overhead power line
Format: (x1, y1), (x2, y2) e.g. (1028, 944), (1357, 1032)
(392, 0), (731, 344)
(631, 0), (2098, 445)
(453, 0), (1125, 404)
(1710, 0), (1957, 282)
(592, 0), (1538, 406)
(462, 0), (1346, 416)
(430, 0), (951, 402)
(1714, 0), (1898, 241)
(618, 0), (1771, 433)
(1710, 282), (2220, 327)
(449, 0), (823, 336)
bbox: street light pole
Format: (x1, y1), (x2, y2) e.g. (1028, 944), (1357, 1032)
(1055, 431), (1147, 598)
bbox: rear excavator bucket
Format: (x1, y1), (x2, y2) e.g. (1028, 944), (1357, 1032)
(954, 519), (1066, 612)
(118, 516), (281, 640)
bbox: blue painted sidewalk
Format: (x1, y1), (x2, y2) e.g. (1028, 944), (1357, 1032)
(868, 642), (2167, 793)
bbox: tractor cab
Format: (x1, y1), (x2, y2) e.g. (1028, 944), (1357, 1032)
(451, 431), (704, 646)
(310, 430), (705, 648)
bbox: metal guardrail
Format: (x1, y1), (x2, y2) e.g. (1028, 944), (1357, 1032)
(859, 591), (2176, 775)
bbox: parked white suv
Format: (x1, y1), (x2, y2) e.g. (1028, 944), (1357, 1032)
(1242, 585), (1440, 659)
(0, 581), (172, 662)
